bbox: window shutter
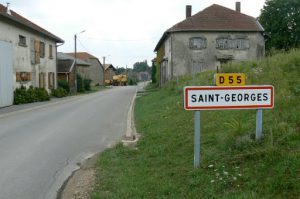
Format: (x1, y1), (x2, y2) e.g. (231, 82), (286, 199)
(34, 40), (40, 64)
(16, 72), (21, 82)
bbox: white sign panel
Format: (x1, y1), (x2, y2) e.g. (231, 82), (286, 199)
(184, 86), (274, 110)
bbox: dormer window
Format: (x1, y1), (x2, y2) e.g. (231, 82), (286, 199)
(189, 37), (207, 50)
(18, 35), (27, 47)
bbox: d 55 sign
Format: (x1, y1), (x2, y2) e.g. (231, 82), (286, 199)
(215, 73), (246, 86)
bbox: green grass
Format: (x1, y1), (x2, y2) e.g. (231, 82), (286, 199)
(91, 49), (300, 199)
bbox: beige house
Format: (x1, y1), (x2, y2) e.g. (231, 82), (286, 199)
(0, 3), (64, 94)
(154, 2), (265, 85)
(104, 64), (116, 84)
(57, 52), (90, 93)
(66, 52), (104, 86)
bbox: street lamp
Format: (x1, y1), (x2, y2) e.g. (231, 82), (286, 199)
(74, 30), (85, 92)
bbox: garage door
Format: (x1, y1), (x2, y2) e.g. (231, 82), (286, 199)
(0, 40), (13, 107)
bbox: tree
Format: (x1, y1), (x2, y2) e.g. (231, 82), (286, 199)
(151, 62), (157, 84)
(259, 0), (300, 51)
(116, 67), (126, 75)
(133, 60), (149, 72)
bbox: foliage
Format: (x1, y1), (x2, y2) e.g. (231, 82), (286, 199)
(259, 0), (300, 51)
(151, 62), (157, 84)
(76, 74), (84, 92)
(83, 78), (92, 91)
(58, 79), (70, 93)
(128, 78), (138, 85)
(133, 60), (150, 72)
(14, 86), (50, 105)
(51, 88), (68, 98)
(77, 74), (92, 92)
(92, 49), (300, 198)
(116, 67), (126, 75)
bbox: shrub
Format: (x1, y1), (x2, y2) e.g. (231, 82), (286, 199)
(83, 78), (92, 91)
(14, 86), (27, 105)
(34, 88), (50, 101)
(128, 78), (138, 85)
(13, 86), (50, 104)
(77, 74), (84, 92)
(51, 88), (68, 98)
(58, 79), (70, 93)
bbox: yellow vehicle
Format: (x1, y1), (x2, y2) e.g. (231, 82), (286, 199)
(105, 79), (112, 85)
(112, 75), (127, 86)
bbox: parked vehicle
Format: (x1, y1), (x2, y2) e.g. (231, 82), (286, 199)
(112, 75), (127, 86)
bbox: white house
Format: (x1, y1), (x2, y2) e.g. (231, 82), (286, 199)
(0, 3), (64, 107)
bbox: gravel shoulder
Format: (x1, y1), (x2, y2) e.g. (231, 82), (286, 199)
(57, 153), (99, 199)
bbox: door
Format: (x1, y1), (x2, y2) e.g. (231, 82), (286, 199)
(0, 40), (13, 107)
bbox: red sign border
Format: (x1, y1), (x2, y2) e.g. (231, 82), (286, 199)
(184, 85), (274, 110)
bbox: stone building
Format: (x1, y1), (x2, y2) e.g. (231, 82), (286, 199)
(57, 52), (90, 93)
(66, 52), (104, 86)
(154, 2), (265, 86)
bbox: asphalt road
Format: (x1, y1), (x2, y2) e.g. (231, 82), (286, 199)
(0, 85), (138, 199)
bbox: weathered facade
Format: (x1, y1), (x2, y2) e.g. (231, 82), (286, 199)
(154, 3), (265, 86)
(0, 3), (64, 95)
(104, 64), (116, 84)
(66, 52), (104, 86)
(57, 52), (90, 93)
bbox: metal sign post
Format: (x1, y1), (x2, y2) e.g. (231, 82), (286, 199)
(184, 85), (274, 168)
(194, 111), (201, 168)
(256, 109), (263, 139)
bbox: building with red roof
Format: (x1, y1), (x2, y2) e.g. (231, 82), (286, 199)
(154, 2), (265, 86)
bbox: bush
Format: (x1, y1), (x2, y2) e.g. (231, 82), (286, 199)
(34, 88), (50, 101)
(128, 78), (138, 85)
(58, 79), (70, 93)
(77, 74), (92, 92)
(13, 86), (50, 105)
(51, 88), (68, 98)
(83, 78), (92, 91)
(77, 74), (84, 92)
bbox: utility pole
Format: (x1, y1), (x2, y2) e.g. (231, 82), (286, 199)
(74, 34), (77, 93)
(74, 30), (85, 93)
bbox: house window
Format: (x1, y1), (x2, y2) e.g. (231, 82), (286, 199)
(216, 38), (249, 50)
(235, 39), (250, 50)
(16, 72), (31, 82)
(216, 38), (230, 50)
(39, 41), (45, 58)
(48, 72), (55, 89)
(49, 45), (53, 59)
(18, 35), (27, 47)
(189, 37), (207, 50)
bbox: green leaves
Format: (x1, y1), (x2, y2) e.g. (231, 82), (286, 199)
(259, 0), (300, 51)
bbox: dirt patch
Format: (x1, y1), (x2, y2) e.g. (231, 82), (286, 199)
(57, 154), (99, 199)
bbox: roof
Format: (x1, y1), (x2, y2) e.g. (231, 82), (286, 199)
(104, 64), (116, 71)
(154, 4), (264, 51)
(57, 52), (90, 73)
(0, 4), (64, 43)
(66, 52), (98, 60)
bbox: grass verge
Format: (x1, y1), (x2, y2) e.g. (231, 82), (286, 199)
(91, 49), (300, 198)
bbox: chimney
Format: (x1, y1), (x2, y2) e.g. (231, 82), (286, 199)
(235, 2), (241, 13)
(186, 5), (192, 18)
(6, 2), (11, 15)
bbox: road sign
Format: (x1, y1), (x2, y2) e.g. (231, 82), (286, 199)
(184, 86), (274, 110)
(215, 73), (246, 86)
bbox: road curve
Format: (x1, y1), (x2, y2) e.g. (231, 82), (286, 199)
(0, 86), (137, 199)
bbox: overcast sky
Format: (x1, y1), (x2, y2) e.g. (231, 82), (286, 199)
(6, 0), (266, 68)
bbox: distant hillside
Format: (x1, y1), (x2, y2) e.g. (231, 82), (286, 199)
(92, 49), (300, 198)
